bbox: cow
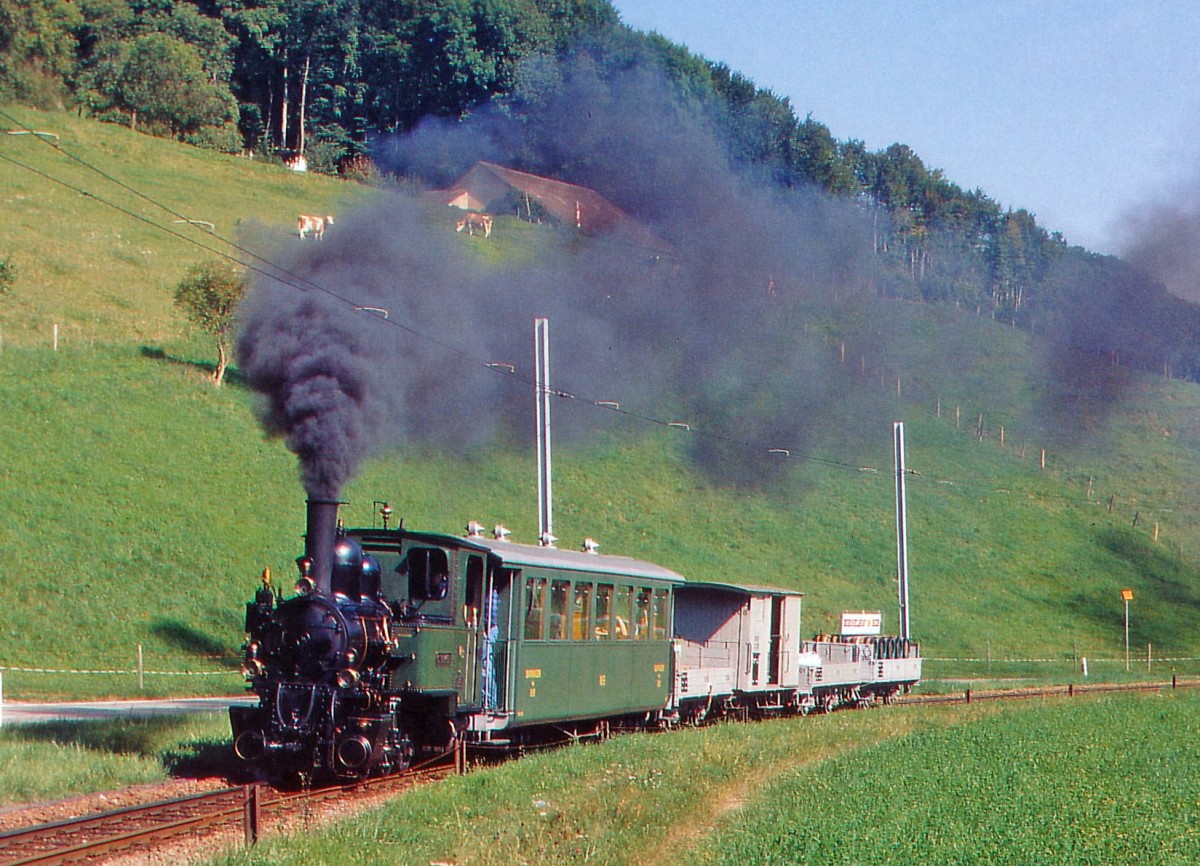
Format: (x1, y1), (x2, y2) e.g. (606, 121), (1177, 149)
(455, 212), (493, 238)
(297, 214), (334, 240)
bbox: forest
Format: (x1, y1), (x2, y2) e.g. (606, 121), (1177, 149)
(3, 0), (1198, 382)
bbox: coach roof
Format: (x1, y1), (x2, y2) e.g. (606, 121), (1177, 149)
(676, 580), (804, 598)
(393, 530), (687, 582)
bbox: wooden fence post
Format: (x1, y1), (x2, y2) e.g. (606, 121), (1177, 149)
(243, 784), (260, 845)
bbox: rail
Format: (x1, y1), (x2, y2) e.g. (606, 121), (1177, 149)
(0, 763), (453, 866)
(897, 675), (1197, 706)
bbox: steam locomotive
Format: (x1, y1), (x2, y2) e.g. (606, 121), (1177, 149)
(230, 499), (922, 782)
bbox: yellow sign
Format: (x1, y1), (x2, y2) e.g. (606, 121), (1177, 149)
(1121, 589), (1134, 601)
(653, 663), (667, 672)
(525, 668), (542, 679)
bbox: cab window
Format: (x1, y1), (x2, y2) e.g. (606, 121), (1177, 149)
(408, 547), (450, 601)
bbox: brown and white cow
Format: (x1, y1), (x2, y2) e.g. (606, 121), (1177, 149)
(297, 214), (334, 239)
(455, 212), (493, 238)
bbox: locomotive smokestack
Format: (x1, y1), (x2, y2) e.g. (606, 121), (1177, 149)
(305, 499), (341, 595)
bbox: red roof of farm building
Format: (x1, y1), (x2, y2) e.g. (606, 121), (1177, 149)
(431, 161), (674, 256)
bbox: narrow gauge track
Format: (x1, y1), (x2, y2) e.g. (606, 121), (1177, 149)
(897, 676), (1198, 707)
(2, 679), (1193, 865)
(0, 763), (453, 866)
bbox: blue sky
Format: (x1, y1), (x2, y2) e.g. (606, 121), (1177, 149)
(611, 1), (1200, 255)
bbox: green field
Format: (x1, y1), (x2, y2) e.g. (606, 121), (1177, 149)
(0, 712), (231, 806)
(196, 689), (1199, 866)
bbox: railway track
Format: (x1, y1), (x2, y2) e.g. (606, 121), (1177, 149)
(1, 680), (1191, 864)
(0, 763), (453, 866)
(896, 675), (1197, 706)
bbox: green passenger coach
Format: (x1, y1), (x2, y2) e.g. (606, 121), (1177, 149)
(352, 523), (684, 747)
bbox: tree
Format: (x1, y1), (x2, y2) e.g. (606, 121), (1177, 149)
(0, 0), (83, 108)
(173, 260), (246, 386)
(108, 32), (236, 135)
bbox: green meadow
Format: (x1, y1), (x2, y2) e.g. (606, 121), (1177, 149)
(0, 712), (231, 806)
(199, 689), (1200, 866)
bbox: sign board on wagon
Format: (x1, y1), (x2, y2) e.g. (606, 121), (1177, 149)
(840, 611), (883, 636)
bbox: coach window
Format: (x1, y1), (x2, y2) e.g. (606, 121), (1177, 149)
(634, 588), (653, 640)
(652, 589), (670, 639)
(549, 580), (570, 640)
(572, 582), (593, 641)
(594, 584), (614, 639)
(524, 577), (547, 640)
(614, 585), (633, 640)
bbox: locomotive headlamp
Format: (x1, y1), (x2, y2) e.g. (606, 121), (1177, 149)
(241, 659), (265, 680)
(336, 668), (360, 689)
(294, 557), (314, 595)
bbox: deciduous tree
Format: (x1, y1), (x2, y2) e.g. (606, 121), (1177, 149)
(173, 260), (247, 386)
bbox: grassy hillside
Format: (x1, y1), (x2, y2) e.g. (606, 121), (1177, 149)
(0, 104), (364, 348)
(2, 104), (1200, 701)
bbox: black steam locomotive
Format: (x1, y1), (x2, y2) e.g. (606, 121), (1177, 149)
(230, 499), (921, 782)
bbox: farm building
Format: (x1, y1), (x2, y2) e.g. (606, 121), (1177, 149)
(426, 161), (674, 256)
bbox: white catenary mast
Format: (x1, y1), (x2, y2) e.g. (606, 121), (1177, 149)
(894, 421), (912, 640)
(535, 318), (555, 547)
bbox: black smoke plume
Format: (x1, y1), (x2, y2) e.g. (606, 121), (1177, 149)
(1120, 179), (1200, 305)
(236, 54), (900, 497)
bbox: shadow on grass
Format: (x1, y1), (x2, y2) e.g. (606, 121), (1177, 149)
(5, 717), (235, 779)
(152, 619), (240, 663)
(1065, 527), (1200, 650)
(140, 345), (245, 388)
